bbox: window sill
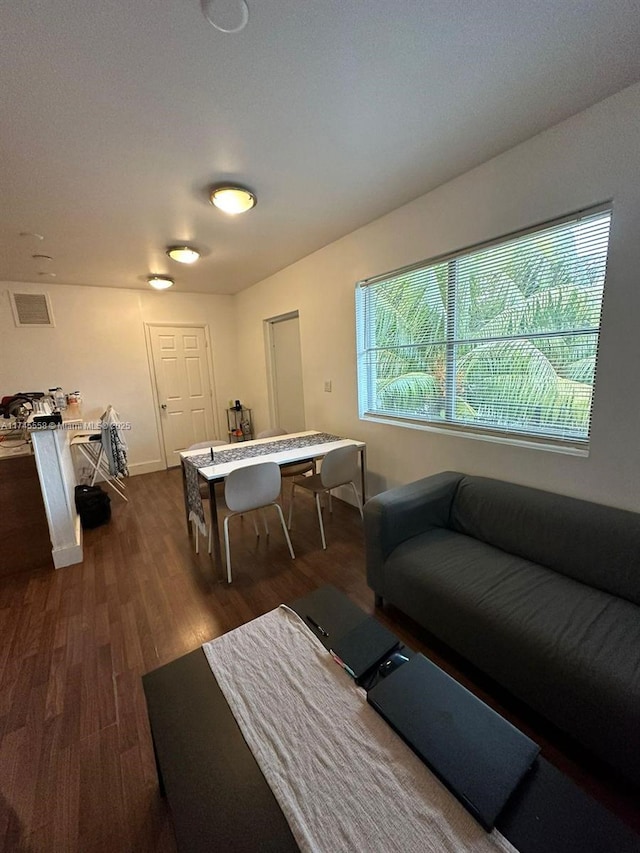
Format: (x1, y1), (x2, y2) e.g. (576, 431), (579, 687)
(360, 413), (590, 457)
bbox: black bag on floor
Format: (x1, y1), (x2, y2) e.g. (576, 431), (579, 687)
(75, 484), (111, 529)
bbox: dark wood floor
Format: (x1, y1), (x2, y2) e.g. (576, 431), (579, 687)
(0, 468), (638, 851)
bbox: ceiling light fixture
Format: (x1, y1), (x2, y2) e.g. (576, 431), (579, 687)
(147, 275), (174, 290)
(209, 184), (256, 215)
(201, 0), (249, 34)
(166, 245), (200, 264)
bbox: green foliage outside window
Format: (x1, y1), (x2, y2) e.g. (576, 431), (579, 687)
(356, 208), (611, 445)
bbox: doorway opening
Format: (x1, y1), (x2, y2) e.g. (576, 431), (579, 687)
(265, 312), (306, 434)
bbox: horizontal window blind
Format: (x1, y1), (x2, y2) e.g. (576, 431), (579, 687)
(355, 206), (612, 446)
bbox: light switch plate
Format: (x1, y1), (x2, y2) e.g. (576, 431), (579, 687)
(324, 380), (332, 392)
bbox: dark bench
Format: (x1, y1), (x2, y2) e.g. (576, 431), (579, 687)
(143, 585), (640, 852)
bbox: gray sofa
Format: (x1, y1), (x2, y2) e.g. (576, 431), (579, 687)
(364, 471), (640, 786)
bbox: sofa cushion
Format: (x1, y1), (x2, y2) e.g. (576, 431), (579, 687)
(384, 528), (640, 780)
(449, 476), (640, 607)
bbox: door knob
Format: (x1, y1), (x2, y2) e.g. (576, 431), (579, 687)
(161, 403), (167, 410)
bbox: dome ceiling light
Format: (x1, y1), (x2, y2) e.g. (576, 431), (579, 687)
(166, 245), (200, 264)
(201, 0), (249, 34)
(148, 275), (174, 290)
(209, 184), (256, 215)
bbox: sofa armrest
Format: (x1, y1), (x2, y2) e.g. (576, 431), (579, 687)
(364, 471), (464, 595)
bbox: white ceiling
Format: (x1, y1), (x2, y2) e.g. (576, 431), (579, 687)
(2, 0), (640, 295)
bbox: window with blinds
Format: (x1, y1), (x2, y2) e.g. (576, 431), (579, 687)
(355, 205), (612, 449)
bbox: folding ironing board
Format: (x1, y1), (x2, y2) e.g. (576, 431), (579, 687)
(70, 431), (128, 501)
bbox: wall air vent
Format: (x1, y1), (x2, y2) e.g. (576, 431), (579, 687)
(10, 292), (55, 327)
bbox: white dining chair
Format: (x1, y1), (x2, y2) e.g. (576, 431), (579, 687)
(257, 427), (315, 481)
(256, 428), (285, 439)
(223, 461), (295, 583)
(287, 445), (363, 549)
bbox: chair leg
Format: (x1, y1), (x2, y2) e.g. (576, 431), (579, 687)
(261, 509), (270, 537)
(328, 490), (332, 514)
(223, 515), (233, 583)
(350, 481), (364, 519)
(252, 514), (260, 537)
(207, 522), (212, 555)
(273, 503), (295, 560)
(193, 519), (199, 555)
(287, 483), (297, 529)
(315, 492), (327, 550)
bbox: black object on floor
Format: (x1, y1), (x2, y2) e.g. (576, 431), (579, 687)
(75, 484), (111, 529)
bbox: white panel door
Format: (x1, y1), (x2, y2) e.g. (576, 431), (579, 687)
(270, 315), (306, 433)
(149, 326), (216, 466)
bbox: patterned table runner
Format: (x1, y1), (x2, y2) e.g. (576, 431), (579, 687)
(188, 432), (342, 469)
(184, 459), (206, 535)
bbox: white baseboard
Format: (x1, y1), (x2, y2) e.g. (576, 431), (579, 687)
(128, 459), (166, 476)
(76, 459), (165, 485)
(53, 517), (83, 568)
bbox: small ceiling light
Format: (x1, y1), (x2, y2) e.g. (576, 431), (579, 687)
(209, 184), (256, 215)
(201, 0), (249, 33)
(166, 245), (200, 264)
(147, 275), (174, 290)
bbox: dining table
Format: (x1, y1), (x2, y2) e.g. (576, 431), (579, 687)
(179, 430), (367, 567)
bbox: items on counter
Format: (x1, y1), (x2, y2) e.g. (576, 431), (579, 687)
(1, 388), (82, 428)
(0, 391), (45, 419)
(49, 387), (67, 410)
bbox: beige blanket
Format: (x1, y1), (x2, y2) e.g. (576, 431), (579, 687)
(202, 606), (519, 853)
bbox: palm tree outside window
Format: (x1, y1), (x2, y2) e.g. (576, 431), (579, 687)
(355, 205), (612, 450)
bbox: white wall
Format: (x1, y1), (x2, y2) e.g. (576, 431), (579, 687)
(3, 83), (639, 507)
(0, 283), (238, 473)
(235, 82), (640, 511)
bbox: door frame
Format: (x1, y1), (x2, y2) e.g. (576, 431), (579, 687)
(144, 322), (221, 469)
(264, 310), (304, 431)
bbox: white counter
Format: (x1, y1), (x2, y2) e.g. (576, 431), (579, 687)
(0, 441), (31, 460)
(29, 423), (83, 568)
(0, 422), (32, 459)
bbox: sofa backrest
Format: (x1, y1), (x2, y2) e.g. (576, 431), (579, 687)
(449, 476), (640, 607)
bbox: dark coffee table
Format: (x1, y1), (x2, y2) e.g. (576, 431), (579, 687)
(143, 585), (639, 853)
